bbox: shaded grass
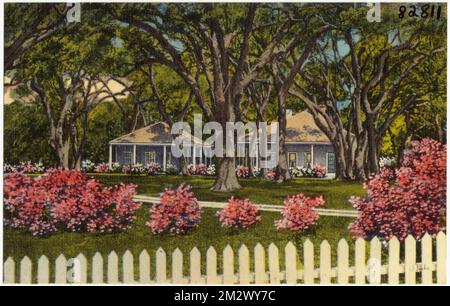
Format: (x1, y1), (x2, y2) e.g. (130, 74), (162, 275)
(4, 207), (356, 282)
(91, 175), (365, 210)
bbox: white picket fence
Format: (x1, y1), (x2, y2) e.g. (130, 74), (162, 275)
(3, 232), (446, 284)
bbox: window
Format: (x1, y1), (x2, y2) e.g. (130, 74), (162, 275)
(144, 151), (156, 165)
(303, 152), (312, 167)
(327, 152), (336, 173)
(288, 152), (297, 167)
(123, 151), (132, 165)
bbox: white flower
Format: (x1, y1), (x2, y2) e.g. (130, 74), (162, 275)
(252, 166), (261, 177)
(206, 164), (216, 176)
(379, 156), (395, 168)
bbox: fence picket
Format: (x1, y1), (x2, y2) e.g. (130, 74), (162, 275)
(285, 242), (297, 284)
(37, 255), (49, 284)
(238, 245), (250, 284)
(3, 233), (445, 284)
(172, 248), (184, 284)
(20, 256), (32, 284)
(123, 250), (134, 284)
(436, 232), (446, 284)
(107, 251), (119, 284)
(320, 240), (331, 284)
(354, 238), (365, 284)
(388, 237), (400, 284)
(369, 237), (381, 284)
(156, 247), (167, 283)
(421, 233), (432, 284)
(303, 239), (314, 284)
(404, 235), (416, 284)
(92, 252), (103, 284)
(206, 247), (218, 284)
(4, 257), (15, 284)
(75, 254), (87, 283)
(268, 243), (280, 284)
(337, 239), (349, 284)
(139, 250), (151, 283)
(55, 255), (67, 284)
(190, 247), (202, 284)
(222, 245), (234, 284)
(254, 243), (267, 284)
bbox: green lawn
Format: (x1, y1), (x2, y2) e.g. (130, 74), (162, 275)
(4, 175), (367, 281)
(4, 208), (356, 281)
(91, 174), (365, 210)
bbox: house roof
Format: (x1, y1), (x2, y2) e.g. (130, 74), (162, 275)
(283, 111), (331, 143)
(109, 122), (204, 145)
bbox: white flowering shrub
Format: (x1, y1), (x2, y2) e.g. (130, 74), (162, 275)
(252, 166), (261, 177)
(131, 163), (146, 175)
(165, 163), (179, 175)
(379, 156), (396, 169)
(81, 160), (95, 172)
(110, 162), (121, 173)
(206, 164), (216, 176)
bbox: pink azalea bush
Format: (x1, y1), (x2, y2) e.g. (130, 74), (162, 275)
(266, 169), (277, 180)
(147, 184), (202, 234)
(235, 165), (250, 178)
(275, 193), (325, 232)
(121, 164), (132, 174)
(146, 163), (162, 175)
(217, 197), (261, 229)
(186, 163), (207, 175)
(94, 162), (110, 173)
(194, 163), (207, 175)
(3, 169), (141, 236)
(349, 138), (446, 241)
(312, 164), (326, 178)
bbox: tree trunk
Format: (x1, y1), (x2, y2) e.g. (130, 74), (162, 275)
(366, 116), (379, 175)
(274, 75), (291, 183)
(57, 141), (71, 169)
(276, 118), (291, 182)
(276, 150), (290, 183)
(179, 156), (191, 176)
(333, 143), (347, 180)
(211, 157), (241, 192)
(74, 156), (82, 170)
(353, 139), (367, 181)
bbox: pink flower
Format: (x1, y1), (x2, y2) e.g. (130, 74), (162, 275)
(313, 164), (326, 178)
(94, 163), (110, 173)
(146, 184), (202, 234)
(349, 138), (446, 241)
(3, 169), (141, 236)
(235, 165), (250, 178)
(275, 193), (324, 232)
(217, 197), (261, 229)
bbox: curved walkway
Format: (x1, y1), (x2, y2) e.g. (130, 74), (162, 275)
(134, 195), (358, 218)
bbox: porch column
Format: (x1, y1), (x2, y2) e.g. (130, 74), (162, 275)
(255, 143), (259, 169)
(133, 144), (137, 165)
(192, 145), (196, 166)
(163, 145), (167, 172)
(109, 144), (112, 168)
(311, 144), (314, 167)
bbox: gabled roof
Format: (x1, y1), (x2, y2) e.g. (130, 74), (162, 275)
(284, 111), (331, 143)
(109, 122), (204, 145)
